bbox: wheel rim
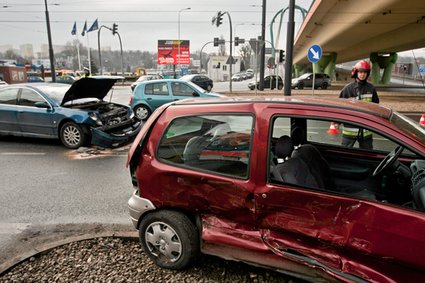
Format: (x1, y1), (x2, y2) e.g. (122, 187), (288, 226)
(207, 85), (212, 91)
(63, 125), (81, 146)
(145, 221), (182, 262)
(136, 106), (149, 120)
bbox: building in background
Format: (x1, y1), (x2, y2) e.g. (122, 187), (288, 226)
(207, 55), (241, 82)
(19, 44), (34, 58)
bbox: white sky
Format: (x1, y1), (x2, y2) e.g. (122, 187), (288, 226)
(1, 0), (424, 58)
(0, 0), (312, 54)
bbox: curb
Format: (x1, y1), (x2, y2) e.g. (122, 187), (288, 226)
(0, 223), (138, 275)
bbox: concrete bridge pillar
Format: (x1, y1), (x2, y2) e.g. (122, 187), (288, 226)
(370, 52), (398, 85)
(294, 64), (304, 78)
(294, 52), (337, 79)
(315, 52), (337, 79)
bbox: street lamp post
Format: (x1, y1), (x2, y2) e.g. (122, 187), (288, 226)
(178, 7), (191, 76)
(44, 0), (56, 82)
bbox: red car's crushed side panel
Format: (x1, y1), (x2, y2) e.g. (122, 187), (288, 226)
(200, 215), (343, 283)
(256, 185), (425, 282)
(201, 215), (268, 252)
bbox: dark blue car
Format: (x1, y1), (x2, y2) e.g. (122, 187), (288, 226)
(0, 77), (141, 148)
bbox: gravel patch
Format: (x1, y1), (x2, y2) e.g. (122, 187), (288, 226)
(1, 237), (304, 283)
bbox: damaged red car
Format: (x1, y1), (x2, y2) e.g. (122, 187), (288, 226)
(127, 96), (425, 282)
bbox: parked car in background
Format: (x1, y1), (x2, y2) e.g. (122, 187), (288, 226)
(55, 75), (77, 84)
(245, 70), (254, 79)
(0, 80), (7, 85)
(130, 74), (163, 92)
(248, 75), (283, 90)
(130, 79), (222, 121)
(27, 76), (44, 83)
(127, 96), (425, 282)
(231, 74), (242, 81)
(180, 74), (214, 92)
(291, 73), (331, 89)
(0, 77), (141, 149)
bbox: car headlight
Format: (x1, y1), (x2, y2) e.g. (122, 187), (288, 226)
(89, 112), (103, 126)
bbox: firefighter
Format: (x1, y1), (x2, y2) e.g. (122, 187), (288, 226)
(339, 60), (379, 149)
(82, 67), (92, 78)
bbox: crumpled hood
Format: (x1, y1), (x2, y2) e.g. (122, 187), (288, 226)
(61, 77), (120, 106)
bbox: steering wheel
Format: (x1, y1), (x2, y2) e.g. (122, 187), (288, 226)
(372, 145), (404, 177)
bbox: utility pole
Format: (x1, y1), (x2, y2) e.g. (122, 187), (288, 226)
(259, 0), (266, 90)
(44, 0), (56, 82)
(284, 0), (295, 96)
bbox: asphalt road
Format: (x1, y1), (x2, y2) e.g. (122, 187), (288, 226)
(0, 138), (132, 225)
(0, 136), (134, 268)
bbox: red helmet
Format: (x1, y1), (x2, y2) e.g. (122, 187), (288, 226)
(351, 60), (371, 79)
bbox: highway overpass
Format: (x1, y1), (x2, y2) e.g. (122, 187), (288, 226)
(292, 0), (425, 83)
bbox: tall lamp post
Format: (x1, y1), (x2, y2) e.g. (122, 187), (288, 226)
(44, 0), (56, 82)
(178, 7), (191, 76)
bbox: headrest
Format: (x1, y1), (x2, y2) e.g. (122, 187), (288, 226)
(275, 135), (293, 159)
(291, 127), (305, 146)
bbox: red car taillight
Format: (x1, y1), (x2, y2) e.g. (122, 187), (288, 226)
(129, 96), (132, 105)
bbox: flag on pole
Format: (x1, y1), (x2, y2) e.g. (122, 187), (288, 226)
(88, 19), (99, 33)
(81, 21), (87, 36)
(71, 21), (77, 35)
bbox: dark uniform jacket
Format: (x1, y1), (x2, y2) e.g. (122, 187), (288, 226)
(339, 80), (379, 139)
(339, 80), (379, 103)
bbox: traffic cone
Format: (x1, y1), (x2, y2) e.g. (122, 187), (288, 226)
(327, 122), (339, 135)
(420, 114), (425, 126)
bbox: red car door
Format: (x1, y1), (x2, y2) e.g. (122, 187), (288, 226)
(253, 108), (425, 282)
(255, 185), (425, 282)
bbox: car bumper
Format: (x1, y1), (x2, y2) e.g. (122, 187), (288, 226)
(128, 190), (156, 228)
(90, 120), (142, 148)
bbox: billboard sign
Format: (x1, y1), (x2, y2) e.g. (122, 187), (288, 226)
(157, 40), (190, 65)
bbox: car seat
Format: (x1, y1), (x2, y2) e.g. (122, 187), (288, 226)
(291, 127), (335, 189)
(291, 126), (376, 200)
(273, 135), (321, 188)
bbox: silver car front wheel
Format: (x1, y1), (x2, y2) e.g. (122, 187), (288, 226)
(60, 122), (86, 149)
(139, 211), (199, 270)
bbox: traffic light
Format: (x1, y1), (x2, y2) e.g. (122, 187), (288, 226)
(279, 49), (285, 63)
(216, 11), (223, 27)
(234, 37), (245, 46)
(214, 37), (219, 47)
(112, 23), (118, 35)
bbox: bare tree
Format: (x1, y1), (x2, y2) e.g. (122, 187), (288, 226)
(238, 43), (252, 70)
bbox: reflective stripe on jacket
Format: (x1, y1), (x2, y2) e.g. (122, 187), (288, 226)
(342, 126), (373, 137)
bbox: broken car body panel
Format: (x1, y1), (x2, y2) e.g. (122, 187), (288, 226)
(127, 97), (425, 282)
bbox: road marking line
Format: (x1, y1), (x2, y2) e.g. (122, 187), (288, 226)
(0, 152), (46, 156)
